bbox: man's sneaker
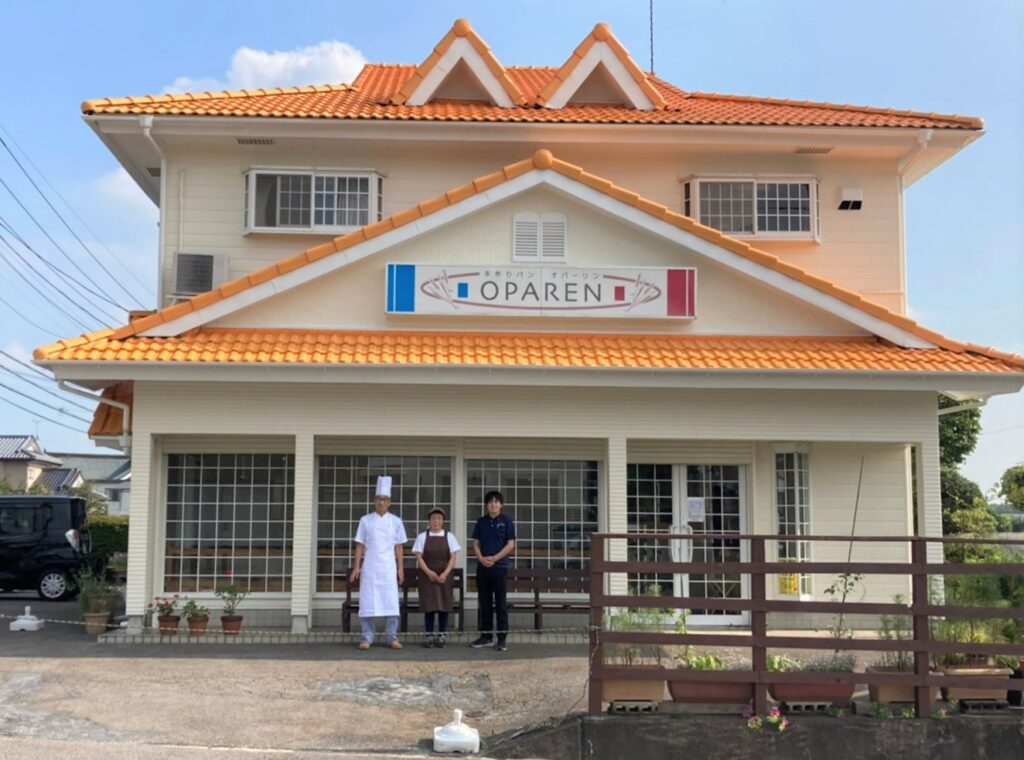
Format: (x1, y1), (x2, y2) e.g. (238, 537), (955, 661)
(423, 635), (435, 648)
(470, 636), (494, 648)
(495, 641), (508, 652)
(389, 640), (403, 650)
(357, 641), (371, 650)
(436, 634), (447, 648)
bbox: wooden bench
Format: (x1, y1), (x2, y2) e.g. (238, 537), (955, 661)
(504, 567), (590, 631)
(342, 567), (465, 634)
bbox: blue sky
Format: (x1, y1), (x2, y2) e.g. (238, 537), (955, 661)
(0, 0), (1020, 492)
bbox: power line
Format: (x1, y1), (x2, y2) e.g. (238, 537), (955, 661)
(0, 121), (154, 302)
(0, 363), (92, 412)
(0, 174), (130, 312)
(0, 379), (92, 424)
(0, 347), (52, 380)
(0, 214), (124, 322)
(0, 230), (105, 330)
(980, 424), (1024, 436)
(0, 292), (61, 338)
(0, 395), (88, 434)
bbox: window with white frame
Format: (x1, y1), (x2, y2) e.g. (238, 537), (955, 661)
(164, 453), (294, 594)
(512, 212), (567, 261)
(315, 455), (452, 593)
(245, 169), (383, 232)
(682, 177), (819, 240)
(774, 451), (811, 596)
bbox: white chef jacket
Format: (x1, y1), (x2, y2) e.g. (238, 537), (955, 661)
(354, 511), (408, 618)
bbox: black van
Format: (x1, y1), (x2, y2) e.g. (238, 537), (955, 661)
(0, 496), (90, 600)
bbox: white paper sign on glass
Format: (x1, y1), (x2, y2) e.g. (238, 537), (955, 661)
(386, 264), (697, 319)
(686, 497), (706, 523)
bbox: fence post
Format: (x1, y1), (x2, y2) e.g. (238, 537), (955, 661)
(751, 537), (768, 715)
(588, 535), (605, 715)
(911, 538), (931, 718)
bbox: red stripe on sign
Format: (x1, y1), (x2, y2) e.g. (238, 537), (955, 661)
(666, 269), (695, 317)
(614, 285), (625, 301)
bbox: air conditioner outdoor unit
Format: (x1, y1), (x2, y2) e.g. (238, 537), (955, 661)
(171, 252), (229, 298)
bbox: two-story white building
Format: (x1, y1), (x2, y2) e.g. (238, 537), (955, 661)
(35, 20), (1023, 634)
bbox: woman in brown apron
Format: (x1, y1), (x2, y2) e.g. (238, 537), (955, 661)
(413, 508), (461, 647)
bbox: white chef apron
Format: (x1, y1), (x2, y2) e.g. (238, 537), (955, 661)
(357, 513), (401, 618)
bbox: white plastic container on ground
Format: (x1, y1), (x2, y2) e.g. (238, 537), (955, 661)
(9, 606), (45, 632)
(433, 708), (480, 754)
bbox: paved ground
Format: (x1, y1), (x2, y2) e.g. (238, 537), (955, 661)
(0, 592), (586, 759)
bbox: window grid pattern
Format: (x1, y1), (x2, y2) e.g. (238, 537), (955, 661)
(276, 175), (311, 227)
(775, 452), (811, 595)
(757, 182), (811, 233)
(314, 175), (370, 227)
(465, 459), (599, 575)
(698, 181), (754, 234)
(164, 454), (295, 594)
(626, 464), (674, 596)
(316, 456), (452, 593)
(376, 177), (384, 221)
(686, 465), (743, 615)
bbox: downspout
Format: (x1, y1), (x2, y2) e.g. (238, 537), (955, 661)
(895, 128), (933, 314)
(57, 380), (131, 452)
(140, 115), (167, 308)
(937, 397), (989, 416)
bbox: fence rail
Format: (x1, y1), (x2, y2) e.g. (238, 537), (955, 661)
(588, 533), (1024, 717)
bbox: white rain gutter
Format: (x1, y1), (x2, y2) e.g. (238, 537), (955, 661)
(938, 397), (989, 416)
(140, 115), (168, 306)
(57, 380), (131, 451)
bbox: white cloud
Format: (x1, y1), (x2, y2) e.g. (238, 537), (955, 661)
(165, 41), (367, 93)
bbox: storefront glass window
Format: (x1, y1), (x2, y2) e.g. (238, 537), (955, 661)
(775, 451), (812, 595)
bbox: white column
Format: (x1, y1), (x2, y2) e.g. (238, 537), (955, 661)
(606, 436), (628, 597)
(916, 434), (944, 566)
(125, 433), (155, 634)
(290, 433), (315, 633)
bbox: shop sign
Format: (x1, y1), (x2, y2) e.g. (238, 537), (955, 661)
(385, 264), (697, 319)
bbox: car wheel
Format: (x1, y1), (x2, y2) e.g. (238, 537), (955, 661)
(37, 569), (72, 601)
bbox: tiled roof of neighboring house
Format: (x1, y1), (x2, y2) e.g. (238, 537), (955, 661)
(80, 21), (981, 130)
(34, 150), (1024, 370)
(34, 467), (83, 494)
(0, 435), (62, 465)
(48, 452), (129, 482)
(42, 330), (1024, 373)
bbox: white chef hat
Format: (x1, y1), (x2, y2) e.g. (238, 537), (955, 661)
(375, 475), (393, 498)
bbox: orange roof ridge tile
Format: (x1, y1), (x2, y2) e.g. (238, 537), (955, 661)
(32, 149), (1022, 371)
(389, 18), (527, 108)
(535, 22), (666, 110)
(81, 82), (358, 114)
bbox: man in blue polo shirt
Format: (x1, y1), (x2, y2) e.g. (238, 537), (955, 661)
(470, 490), (516, 652)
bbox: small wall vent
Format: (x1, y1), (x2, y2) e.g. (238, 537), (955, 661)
(235, 137), (276, 146)
(146, 167), (161, 177)
(794, 146), (834, 155)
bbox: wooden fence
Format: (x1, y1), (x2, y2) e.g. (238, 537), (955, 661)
(588, 533), (1024, 717)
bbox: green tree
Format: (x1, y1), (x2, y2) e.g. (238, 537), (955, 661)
(940, 465), (984, 535)
(938, 395), (982, 469)
(998, 463), (1024, 511)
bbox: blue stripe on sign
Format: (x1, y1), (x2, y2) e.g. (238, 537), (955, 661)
(393, 264), (416, 312)
(386, 264), (395, 312)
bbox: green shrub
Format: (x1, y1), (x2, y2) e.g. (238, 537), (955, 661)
(88, 515), (129, 565)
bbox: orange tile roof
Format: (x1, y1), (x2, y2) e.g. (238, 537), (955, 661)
(38, 149), (1019, 370)
(535, 23), (666, 110)
(80, 20), (981, 130)
(36, 330), (1024, 374)
(88, 382), (132, 437)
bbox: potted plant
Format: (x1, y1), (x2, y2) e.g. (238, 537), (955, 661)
(149, 595), (181, 635)
(767, 652), (857, 705)
(865, 595), (939, 704)
(78, 567), (119, 636)
(669, 650), (754, 704)
(215, 582), (249, 635)
(183, 599), (210, 636)
(601, 588), (678, 702)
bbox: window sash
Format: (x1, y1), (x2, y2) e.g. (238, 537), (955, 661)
(774, 451), (811, 596)
(246, 170), (380, 232)
(688, 178), (818, 240)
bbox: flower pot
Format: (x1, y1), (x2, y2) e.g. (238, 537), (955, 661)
(157, 615), (181, 635)
(940, 667), (1013, 701)
(769, 677), (855, 705)
(187, 616), (209, 636)
(865, 666), (940, 704)
(221, 615), (244, 635)
(601, 665), (666, 702)
(669, 677), (753, 703)
(84, 612), (109, 636)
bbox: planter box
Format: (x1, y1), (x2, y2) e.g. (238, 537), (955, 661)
(602, 666), (666, 702)
(83, 612), (109, 636)
(669, 678), (753, 704)
(941, 667), (1013, 701)
(769, 678), (855, 705)
(157, 615), (180, 635)
(865, 666), (940, 704)
(221, 615), (244, 636)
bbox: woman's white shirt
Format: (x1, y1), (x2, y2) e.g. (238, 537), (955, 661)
(412, 530), (461, 555)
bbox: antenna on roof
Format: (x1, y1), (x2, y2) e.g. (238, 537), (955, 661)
(649, 0), (655, 74)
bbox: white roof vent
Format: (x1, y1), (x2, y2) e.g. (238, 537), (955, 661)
(236, 137), (276, 146)
(794, 146), (834, 154)
(512, 212), (567, 262)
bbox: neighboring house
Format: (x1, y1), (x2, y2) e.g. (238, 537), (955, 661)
(32, 467), (85, 494)
(0, 435), (62, 491)
(50, 453), (131, 515)
(34, 20), (1023, 634)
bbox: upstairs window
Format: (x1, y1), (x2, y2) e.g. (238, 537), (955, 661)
(512, 212), (567, 262)
(682, 177), (819, 241)
(245, 169), (383, 233)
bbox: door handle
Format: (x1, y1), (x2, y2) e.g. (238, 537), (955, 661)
(669, 524), (692, 563)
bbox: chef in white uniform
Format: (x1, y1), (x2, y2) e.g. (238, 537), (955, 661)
(352, 475), (408, 649)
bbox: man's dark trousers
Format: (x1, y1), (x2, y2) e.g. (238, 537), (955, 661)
(477, 565), (508, 642)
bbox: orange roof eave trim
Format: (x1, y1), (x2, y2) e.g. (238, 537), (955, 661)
(33, 148), (1023, 372)
(389, 18), (527, 108)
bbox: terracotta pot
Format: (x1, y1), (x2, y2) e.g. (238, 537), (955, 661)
(221, 615), (244, 635)
(84, 612), (109, 636)
(769, 677), (855, 705)
(157, 615), (180, 635)
(865, 666), (940, 704)
(940, 667), (1013, 701)
(187, 616), (209, 636)
(601, 665), (666, 702)
(669, 677), (753, 703)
